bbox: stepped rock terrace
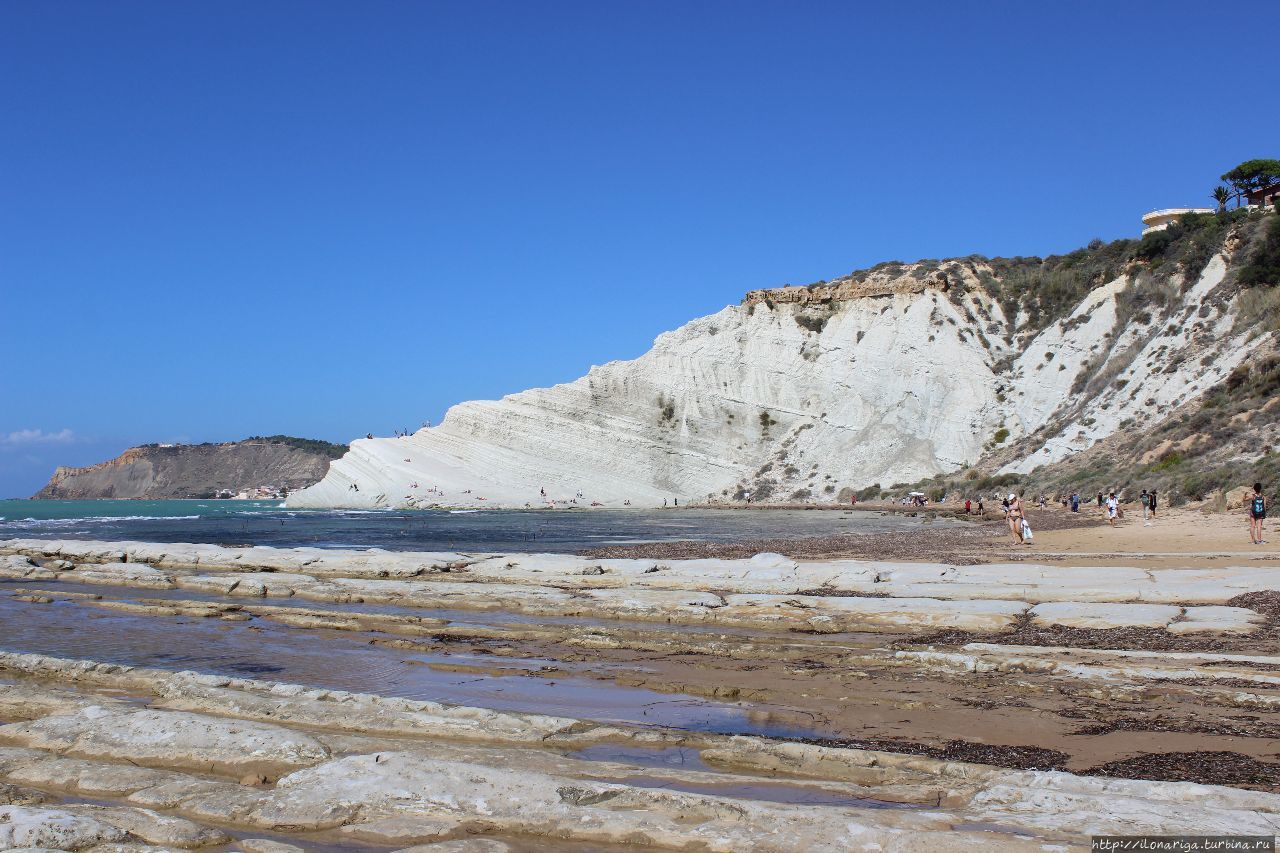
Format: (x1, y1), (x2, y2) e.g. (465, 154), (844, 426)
(2, 538), (1280, 848)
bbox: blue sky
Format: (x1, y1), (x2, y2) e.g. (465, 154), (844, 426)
(2, 0), (1277, 497)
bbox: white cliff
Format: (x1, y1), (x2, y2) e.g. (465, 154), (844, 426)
(289, 234), (1269, 509)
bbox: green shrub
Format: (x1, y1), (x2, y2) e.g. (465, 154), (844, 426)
(1239, 216), (1280, 288)
(794, 313), (828, 333)
(855, 482), (883, 501)
(247, 435), (348, 459)
(973, 472), (1020, 492)
(1133, 230), (1174, 261)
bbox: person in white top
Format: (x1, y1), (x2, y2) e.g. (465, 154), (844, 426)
(1106, 492), (1119, 527)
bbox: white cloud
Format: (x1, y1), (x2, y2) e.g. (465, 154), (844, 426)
(0, 428), (76, 447)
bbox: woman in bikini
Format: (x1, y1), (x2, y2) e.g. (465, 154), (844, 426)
(1007, 492), (1026, 543)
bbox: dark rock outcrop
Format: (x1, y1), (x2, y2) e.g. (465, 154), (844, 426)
(33, 438), (345, 499)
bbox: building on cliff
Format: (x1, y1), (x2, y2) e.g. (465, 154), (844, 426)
(1246, 183), (1280, 208)
(1141, 207), (1215, 235)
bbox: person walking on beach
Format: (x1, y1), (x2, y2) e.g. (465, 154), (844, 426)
(965, 498), (972, 514)
(1149, 489), (1158, 519)
(1070, 492), (1080, 513)
(1006, 493), (1027, 543)
(1140, 489), (1151, 525)
(1249, 482), (1268, 545)
(1106, 492), (1119, 527)
(1097, 492), (1104, 508)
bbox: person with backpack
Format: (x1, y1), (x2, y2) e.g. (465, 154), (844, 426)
(1140, 489), (1151, 525)
(1249, 483), (1268, 545)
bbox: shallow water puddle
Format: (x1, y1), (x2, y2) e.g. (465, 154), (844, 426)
(567, 744), (711, 770)
(0, 594), (836, 739)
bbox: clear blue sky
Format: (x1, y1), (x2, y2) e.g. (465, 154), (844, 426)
(2, 0), (1276, 497)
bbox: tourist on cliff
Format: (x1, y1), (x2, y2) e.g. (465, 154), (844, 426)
(1249, 483), (1268, 545)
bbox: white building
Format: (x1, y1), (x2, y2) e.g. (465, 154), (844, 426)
(1141, 208), (1215, 236)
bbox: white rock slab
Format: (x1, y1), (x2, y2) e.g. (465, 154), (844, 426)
(0, 706), (330, 776)
(1168, 605), (1265, 635)
(1029, 602), (1181, 630)
(0, 805), (127, 850)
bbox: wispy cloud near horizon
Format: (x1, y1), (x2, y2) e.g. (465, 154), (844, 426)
(0, 428), (77, 448)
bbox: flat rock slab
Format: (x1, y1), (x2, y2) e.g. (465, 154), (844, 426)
(82, 804), (229, 847)
(254, 751), (993, 849)
(1168, 605), (1265, 635)
(1029, 602), (1181, 629)
(0, 805), (127, 850)
(0, 706), (330, 777)
(152, 682), (580, 744)
(721, 594), (1028, 632)
(67, 563), (176, 590)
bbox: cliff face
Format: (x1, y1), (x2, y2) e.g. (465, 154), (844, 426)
(35, 439), (343, 500)
(287, 212), (1279, 509)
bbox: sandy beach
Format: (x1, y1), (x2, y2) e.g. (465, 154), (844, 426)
(587, 503), (1280, 570)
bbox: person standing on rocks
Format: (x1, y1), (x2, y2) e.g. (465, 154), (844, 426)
(1249, 482), (1268, 545)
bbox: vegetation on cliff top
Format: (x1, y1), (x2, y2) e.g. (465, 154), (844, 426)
(245, 436), (349, 458)
(136, 436), (349, 459)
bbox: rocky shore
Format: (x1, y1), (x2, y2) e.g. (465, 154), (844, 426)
(2, 538), (1280, 849)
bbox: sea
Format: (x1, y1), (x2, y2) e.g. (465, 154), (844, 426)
(0, 499), (923, 553)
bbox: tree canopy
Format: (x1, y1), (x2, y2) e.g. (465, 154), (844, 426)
(1222, 159), (1280, 196)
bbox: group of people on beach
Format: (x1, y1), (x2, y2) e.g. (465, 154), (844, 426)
(993, 482), (1269, 546)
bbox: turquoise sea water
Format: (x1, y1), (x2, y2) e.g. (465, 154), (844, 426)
(0, 499), (922, 553)
(0, 498), (283, 520)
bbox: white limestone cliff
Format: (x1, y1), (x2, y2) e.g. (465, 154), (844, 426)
(288, 250), (1262, 509)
